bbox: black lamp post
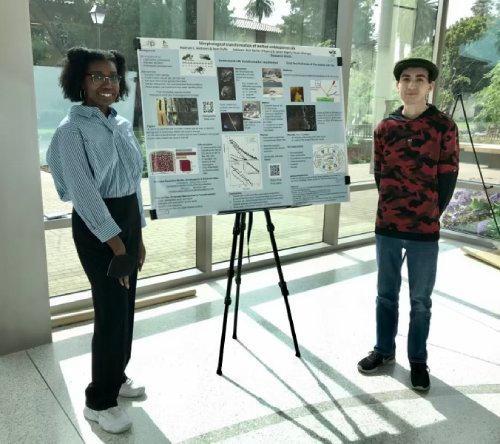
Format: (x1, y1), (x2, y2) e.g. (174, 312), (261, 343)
(89, 4), (106, 49)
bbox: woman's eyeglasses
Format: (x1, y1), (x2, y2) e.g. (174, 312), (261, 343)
(86, 72), (122, 85)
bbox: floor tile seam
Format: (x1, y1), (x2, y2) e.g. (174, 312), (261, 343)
(430, 298), (500, 333)
(423, 341), (500, 366)
(400, 282), (500, 331)
(431, 292), (500, 318)
(178, 383), (500, 443)
(25, 349), (85, 443)
(405, 277), (500, 322)
(393, 332), (500, 364)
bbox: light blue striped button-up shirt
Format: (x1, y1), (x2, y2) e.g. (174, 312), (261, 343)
(47, 104), (147, 242)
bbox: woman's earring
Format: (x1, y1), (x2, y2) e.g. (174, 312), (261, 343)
(80, 89), (85, 101)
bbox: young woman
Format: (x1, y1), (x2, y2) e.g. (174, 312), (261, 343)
(47, 47), (147, 434)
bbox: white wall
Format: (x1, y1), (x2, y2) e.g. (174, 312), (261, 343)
(0, 0), (52, 355)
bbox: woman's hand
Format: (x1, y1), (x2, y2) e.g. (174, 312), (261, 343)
(106, 235), (126, 256)
(118, 275), (130, 289)
(106, 235), (129, 289)
(138, 239), (146, 271)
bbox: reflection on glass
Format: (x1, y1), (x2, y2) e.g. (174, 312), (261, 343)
(212, 0), (338, 255)
(346, 0), (438, 183)
(442, 188), (500, 241)
(31, 0), (197, 296)
(45, 218), (196, 297)
(438, 1), (499, 242)
(342, 1), (438, 242)
(45, 228), (88, 297)
(437, 1), (499, 185)
(339, 189), (378, 239)
(215, 0), (338, 45)
(213, 206), (325, 263)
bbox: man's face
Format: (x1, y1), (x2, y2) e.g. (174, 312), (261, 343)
(396, 67), (434, 106)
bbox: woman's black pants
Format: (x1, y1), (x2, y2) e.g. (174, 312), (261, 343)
(72, 194), (140, 411)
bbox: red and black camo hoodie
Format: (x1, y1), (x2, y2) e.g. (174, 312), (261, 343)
(373, 104), (460, 241)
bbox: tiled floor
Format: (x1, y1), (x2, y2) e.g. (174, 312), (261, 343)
(2, 240), (499, 443)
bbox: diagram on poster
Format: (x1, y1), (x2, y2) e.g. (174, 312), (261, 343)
(223, 134), (262, 192)
(310, 79), (340, 102)
(136, 38), (349, 219)
(313, 144), (346, 174)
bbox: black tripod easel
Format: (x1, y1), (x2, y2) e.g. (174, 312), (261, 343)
(216, 209), (301, 375)
(450, 93), (500, 237)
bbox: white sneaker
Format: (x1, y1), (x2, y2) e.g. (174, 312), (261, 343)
(83, 406), (132, 434)
(119, 378), (146, 398)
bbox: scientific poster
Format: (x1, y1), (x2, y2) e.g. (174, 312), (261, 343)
(137, 38), (349, 218)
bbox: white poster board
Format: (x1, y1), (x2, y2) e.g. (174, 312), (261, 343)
(136, 38), (349, 219)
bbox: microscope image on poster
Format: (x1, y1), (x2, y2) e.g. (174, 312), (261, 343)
(221, 112), (244, 131)
(150, 148), (199, 175)
(156, 98), (199, 126)
(217, 67), (236, 100)
(242, 101), (261, 121)
(286, 105), (317, 131)
(262, 67), (283, 97)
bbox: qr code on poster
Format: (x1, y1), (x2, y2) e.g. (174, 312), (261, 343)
(269, 163), (281, 178)
(203, 101), (214, 113)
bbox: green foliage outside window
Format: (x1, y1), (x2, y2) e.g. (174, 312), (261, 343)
(30, 0), (197, 71)
(437, 0), (499, 146)
(474, 62), (500, 131)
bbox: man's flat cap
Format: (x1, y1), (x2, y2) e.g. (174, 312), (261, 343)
(393, 58), (439, 81)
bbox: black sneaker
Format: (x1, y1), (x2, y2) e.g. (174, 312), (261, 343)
(410, 362), (430, 391)
(357, 351), (395, 374)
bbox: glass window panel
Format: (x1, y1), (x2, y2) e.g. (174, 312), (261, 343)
(45, 228), (88, 297)
(215, 0), (338, 45)
(31, 0), (197, 296)
(338, 188), (378, 239)
(137, 217), (197, 279)
(212, 1), (337, 259)
(437, 1), (499, 185)
(342, 0), (438, 239)
(442, 187), (500, 241)
(437, 1), (499, 242)
(213, 206), (325, 263)
(346, 0), (439, 182)
(45, 217), (196, 297)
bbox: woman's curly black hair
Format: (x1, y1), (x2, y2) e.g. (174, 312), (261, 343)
(59, 47), (129, 102)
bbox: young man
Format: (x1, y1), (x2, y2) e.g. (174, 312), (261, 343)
(358, 58), (460, 391)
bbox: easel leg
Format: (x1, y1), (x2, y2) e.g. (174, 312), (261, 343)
(232, 212), (247, 340)
(452, 94), (500, 235)
(264, 209), (301, 358)
(217, 212), (242, 375)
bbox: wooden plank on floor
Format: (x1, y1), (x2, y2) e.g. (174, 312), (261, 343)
(462, 247), (500, 270)
(52, 289), (196, 328)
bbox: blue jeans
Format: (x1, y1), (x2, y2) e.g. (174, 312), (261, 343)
(374, 234), (438, 363)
